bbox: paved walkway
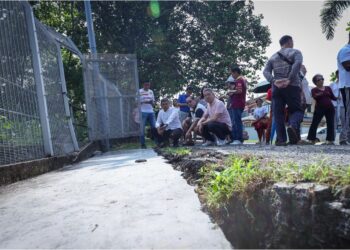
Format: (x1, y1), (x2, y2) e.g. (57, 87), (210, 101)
(0, 149), (231, 249)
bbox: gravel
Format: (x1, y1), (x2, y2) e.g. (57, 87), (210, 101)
(193, 144), (350, 167)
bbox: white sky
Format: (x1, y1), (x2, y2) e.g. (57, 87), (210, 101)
(254, 0), (350, 85)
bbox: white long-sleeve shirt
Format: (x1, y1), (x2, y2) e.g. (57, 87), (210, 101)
(156, 107), (182, 130)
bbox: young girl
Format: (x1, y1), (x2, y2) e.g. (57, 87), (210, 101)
(252, 98), (269, 144)
(307, 74), (337, 145)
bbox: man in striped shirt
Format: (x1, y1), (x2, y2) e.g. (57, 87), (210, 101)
(263, 35), (304, 145)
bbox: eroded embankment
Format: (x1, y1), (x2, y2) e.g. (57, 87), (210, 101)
(155, 147), (350, 249)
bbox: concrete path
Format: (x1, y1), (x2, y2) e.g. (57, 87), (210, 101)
(0, 149), (231, 249)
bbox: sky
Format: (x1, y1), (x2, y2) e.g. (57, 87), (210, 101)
(253, 0), (350, 85)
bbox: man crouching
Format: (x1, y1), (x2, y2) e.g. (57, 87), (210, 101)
(182, 96), (206, 146)
(197, 88), (232, 146)
(155, 98), (183, 147)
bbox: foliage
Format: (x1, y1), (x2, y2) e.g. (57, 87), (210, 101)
(32, 1), (271, 99)
(330, 70), (338, 82)
(199, 154), (350, 208)
(320, 0), (350, 40)
(0, 115), (42, 145)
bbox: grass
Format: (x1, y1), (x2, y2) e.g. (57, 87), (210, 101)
(198, 154), (350, 209)
(163, 147), (191, 156)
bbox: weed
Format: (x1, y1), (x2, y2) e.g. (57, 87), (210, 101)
(163, 147), (191, 156)
(199, 154), (350, 209)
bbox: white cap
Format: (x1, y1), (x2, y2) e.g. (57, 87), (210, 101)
(226, 75), (235, 83)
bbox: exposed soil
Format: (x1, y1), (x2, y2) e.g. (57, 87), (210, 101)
(156, 146), (350, 249)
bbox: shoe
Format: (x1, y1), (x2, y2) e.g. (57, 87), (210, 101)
(141, 144), (147, 149)
(287, 127), (299, 145)
(275, 141), (287, 146)
(230, 140), (242, 145)
(339, 141), (350, 145)
(322, 141), (335, 145)
(202, 141), (216, 146)
(216, 138), (226, 146)
(297, 140), (314, 145)
(183, 141), (195, 146)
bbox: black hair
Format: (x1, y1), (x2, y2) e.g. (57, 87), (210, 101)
(186, 86), (194, 92)
(312, 74), (323, 85)
(200, 86), (207, 99)
(230, 66), (241, 75)
(160, 98), (169, 104)
(279, 35), (293, 46)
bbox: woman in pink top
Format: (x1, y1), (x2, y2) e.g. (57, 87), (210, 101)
(197, 88), (232, 146)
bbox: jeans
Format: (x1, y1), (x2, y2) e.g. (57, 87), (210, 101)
(140, 112), (156, 145)
(202, 121), (231, 141)
(273, 85), (304, 143)
(229, 108), (243, 141)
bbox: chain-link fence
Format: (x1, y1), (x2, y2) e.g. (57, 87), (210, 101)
(84, 54), (140, 143)
(0, 1), (46, 165)
(0, 2), (140, 166)
(0, 2), (79, 165)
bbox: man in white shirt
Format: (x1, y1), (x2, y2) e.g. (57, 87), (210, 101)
(155, 98), (183, 147)
(330, 70), (349, 144)
(139, 81), (156, 149)
(337, 33), (350, 145)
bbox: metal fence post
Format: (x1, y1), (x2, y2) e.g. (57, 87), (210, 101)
(24, 3), (54, 156)
(56, 44), (79, 151)
(84, 0), (110, 151)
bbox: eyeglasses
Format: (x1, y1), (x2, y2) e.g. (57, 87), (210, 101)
(317, 78), (324, 81)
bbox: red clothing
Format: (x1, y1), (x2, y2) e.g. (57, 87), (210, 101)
(311, 86), (336, 110)
(230, 77), (247, 109)
(266, 88), (272, 101)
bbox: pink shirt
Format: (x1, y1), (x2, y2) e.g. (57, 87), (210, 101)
(204, 98), (232, 129)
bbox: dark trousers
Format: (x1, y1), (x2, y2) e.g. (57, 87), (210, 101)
(156, 128), (183, 146)
(307, 107), (335, 141)
(273, 85), (304, 143)
(202, 121), (231, 141)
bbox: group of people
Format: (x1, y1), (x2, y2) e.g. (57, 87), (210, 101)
(263, 34), (350, 146)
(139, 33), (350, 148)
(138, 66), (247, 148)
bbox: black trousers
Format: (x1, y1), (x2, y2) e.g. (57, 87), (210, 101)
(156, 128), (183, 146)
(307, 106), (335, 141)
(202, 121), (231, 141)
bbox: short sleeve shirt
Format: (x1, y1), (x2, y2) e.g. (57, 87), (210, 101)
(139, 88), (155, 113)
(230, 77), (247, 109)
(205, 98), (232, 128)
(337, 44), (350, 88)
(178, 93), (190, 113)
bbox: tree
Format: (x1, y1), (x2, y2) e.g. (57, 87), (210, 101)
(91, 1), (270, 96)
(320, 0), (350, 40)
(32, 1), (271, 98)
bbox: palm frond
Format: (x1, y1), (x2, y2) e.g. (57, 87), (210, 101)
(320, 0), (350, 40)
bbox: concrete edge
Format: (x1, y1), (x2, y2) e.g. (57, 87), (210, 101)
(0, 141), (100, 186)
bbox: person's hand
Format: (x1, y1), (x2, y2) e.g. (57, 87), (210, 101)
(157, 126), (165, 135)
(274, 79), (290, 89)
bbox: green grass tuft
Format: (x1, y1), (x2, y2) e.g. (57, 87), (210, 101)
(163, 147), (191, 156)
(199, 154), (350, 209)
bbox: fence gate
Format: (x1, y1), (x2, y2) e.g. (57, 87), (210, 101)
(84, 54), (140, 145)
